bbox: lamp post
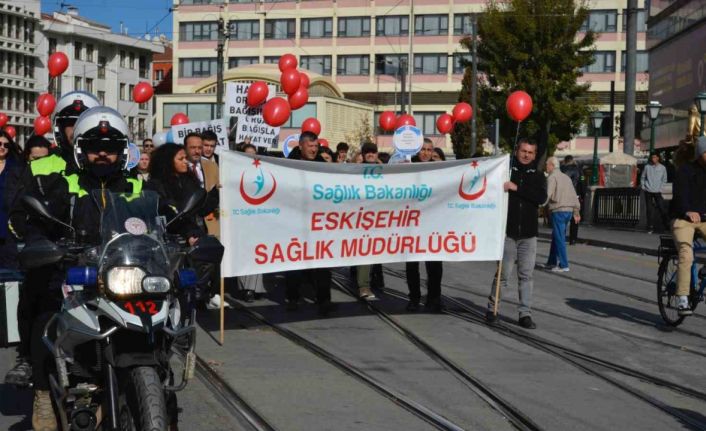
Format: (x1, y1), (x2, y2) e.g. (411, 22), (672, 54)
(647, 100), (662, 154)
(590, 111), (604, 185)
(695, 92), (706, 135)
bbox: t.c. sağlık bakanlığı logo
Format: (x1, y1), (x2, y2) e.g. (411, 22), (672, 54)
(458, 160), (487, 200)
(239, 158), (277, 205)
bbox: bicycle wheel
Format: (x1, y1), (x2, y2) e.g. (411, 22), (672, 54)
(657, 255), (685, 326)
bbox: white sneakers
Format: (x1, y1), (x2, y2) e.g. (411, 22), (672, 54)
(206, 294), (232, 310)
(677, 296), (692, 316)
(549, 266), (570, 272)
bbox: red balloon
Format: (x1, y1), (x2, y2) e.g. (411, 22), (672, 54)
(48, 52), (69, 78)
(452, 102), (473, 123)
(278, 54), (298, 72)
(34, 116), (52, 135)
(395, 114), (416, 129)
(4, 126), (16, 139)
(0, 113), (8, 128)
(280, 69), (301, 96)
(301, 117), (321, 136)
(436, 113), (455, 134)
(319, 138), (329, 148)
(262, 97), (291, 127)
(379, 111), (397, 132)
(506, 90), (533, 122)
(288, 87), (309, 110)
(247, 81), (269, 107)
(36, 93), (57, 117)
(299, 72), (310, 89)
(133, 82), (154, 104)
(170, 112), (190, 126)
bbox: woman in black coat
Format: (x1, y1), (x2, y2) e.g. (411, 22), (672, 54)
(0, 131), (24, 268)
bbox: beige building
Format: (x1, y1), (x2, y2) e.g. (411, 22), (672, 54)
(167, 0), (648, 155)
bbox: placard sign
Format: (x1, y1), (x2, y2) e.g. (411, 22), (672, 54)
(225, 82), (280, 149)
(171, 119), (229, 147)
(393, 126), (423, 155)
(282, 133), (299, 158)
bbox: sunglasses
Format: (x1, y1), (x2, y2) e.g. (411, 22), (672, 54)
(80, 139), (125, 155)
(0, 141), (9, 149)
(143, 144), (154, 148)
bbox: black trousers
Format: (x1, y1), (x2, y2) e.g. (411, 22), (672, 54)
(405, 261), (443, 303)
(645, 191), (669, 231)
(285, 268), (331, 304)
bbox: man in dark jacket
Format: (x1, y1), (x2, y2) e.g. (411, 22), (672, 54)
(487, 138), (547, 329)
(285, 131), (336, 316)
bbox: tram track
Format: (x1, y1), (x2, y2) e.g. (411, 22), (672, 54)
(375, 269), (706, 431)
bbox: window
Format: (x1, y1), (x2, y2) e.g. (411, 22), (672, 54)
(338, 17), (370, 37)
(228, 57), (258, 68)
(128, 117), (135, 137)
(301, 18), (333, 38)
(163, 103), (217, 127)
(453, 53), (472, 74)
(86, 44), (94, 62)
(337, 55), (370, 76)
(283, 103), (316, 128)
(120, 83), (126, 100)
(129, 84), (135, 100)
(264, 19), (295, 39)
(48, 38), (57, 55)
(156, 69), (164, 81)
(414, 54), (448, 74)
(580, 10), (617, 32)
(180, 22), (218, 41)
(98, 57), (106, 79)
(74, 76), (82, 91)
(581, 51), (616, 73)
(622, 9), (647, 32)
(264, 56), (279, 64)
(578, 111), (612, 137)
(229, 20), (259, 40)
(621, 51), (649, 73)
(454, 14), (474, 35)
(376, 16), (408, 36)
(74, 42), (82, 60)
(300, 55), (332, 75)
(374, 54), (407, 75)
(97, 91), (105, 105)
(179, 58), (218, 78)
(139, 55), (148, 78)
(413, 112), (444, 136)
(130, 52), (136, 69)
(415, 15), (448, 36)
(138, 118), (146, 139)
(85, 78), (93, 93)
(120, 50), (126, 68)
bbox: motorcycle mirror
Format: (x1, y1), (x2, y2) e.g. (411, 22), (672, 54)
(166, 189), (207, 228)
(22, 195), (76, 235)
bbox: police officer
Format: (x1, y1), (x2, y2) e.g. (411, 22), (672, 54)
(4, 91), (100, 389)
(24, 107), (141, 431)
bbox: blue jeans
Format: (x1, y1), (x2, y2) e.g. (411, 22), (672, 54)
(547, 211), (572, 269)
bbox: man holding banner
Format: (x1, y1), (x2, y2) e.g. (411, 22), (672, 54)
(486, 139), (547, 329)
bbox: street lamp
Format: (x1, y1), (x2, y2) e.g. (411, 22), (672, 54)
(647, 100), (662, 154)
(694, 92), (706, 135)
(590, 111), (604, 185)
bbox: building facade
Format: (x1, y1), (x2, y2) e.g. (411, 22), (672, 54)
(153, 42), (173, 95)
(39, 9), (164, 143)
(0, 0), (41, 145)
(170, 0), (648, 155)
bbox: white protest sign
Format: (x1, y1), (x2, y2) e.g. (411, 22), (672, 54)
(225, 81), (280, 149)
(219, 153), (510, 276)
(171, 119), (229, 147)
(393, 125), (424, 155)
(282, 133), (299, 158)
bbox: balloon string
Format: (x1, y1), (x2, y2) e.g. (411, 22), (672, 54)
(510, 120), (521, 171)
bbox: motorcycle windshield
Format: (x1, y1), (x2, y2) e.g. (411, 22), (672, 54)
(97, 190), (170, 277)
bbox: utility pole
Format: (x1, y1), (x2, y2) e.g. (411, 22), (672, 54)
(400, 58), (407, 113)
(623, 0), (637, 155)
(407, 0), (414, 114)
(216, 17), (226, 119)
(470, 14), (478, 156)
(609, 80), (615, 152)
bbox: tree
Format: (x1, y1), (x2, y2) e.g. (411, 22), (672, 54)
(472, 0), (596, 157)
(451, 66), (488, 159)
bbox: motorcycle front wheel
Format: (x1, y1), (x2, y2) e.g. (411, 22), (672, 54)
(119, 367), (167, 431)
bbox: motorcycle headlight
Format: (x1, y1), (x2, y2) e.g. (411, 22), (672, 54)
(143, 276), (170, 293)
(107, 267), (145, 296)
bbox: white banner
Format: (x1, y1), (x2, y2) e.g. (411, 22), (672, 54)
(219, 152), (509, 277)
(224, 82), (280, 148)
(171, 119), (229, 147)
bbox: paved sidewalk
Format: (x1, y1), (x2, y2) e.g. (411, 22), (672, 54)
(539, 222), (662, 255)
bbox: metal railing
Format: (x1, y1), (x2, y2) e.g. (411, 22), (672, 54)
(593, 187), (641, 226)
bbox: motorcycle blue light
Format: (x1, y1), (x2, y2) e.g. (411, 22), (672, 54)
(178, 269), (197, 289)
(66, 266), (97, 286)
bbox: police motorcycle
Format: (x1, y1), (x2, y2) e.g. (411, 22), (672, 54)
(20, 186), (223, 431)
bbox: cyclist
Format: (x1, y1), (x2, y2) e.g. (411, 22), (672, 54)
(670, 136), (706, 315)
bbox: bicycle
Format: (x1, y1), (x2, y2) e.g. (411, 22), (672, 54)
(657, 235), (705, 326)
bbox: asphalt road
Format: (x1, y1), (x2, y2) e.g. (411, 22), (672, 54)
(2, 239), (706, 430)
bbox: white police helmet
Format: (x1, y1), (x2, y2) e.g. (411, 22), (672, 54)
(53, 91), (101, 148)
(73, 107), (130, 171)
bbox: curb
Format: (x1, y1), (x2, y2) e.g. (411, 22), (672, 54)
(538, 232), (658, 257)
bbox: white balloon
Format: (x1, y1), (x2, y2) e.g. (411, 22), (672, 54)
(152, 131), (167, 147)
